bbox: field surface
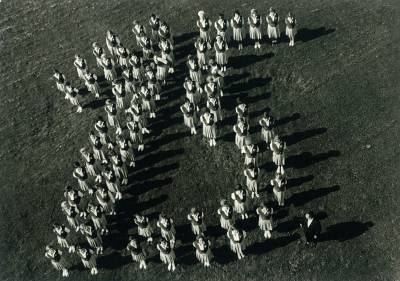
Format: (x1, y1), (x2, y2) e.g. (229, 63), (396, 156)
(1, 0), (400, 280)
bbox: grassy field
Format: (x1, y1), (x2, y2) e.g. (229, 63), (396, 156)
(1, 0), (400, 280)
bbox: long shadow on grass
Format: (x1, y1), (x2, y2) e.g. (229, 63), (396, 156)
(297, 27), (335, 42)
(275, 113), (301, 127)
(213, 244), (237, 265)
(136, 148), (184, 169)
(97, 251), (131, 270)
(283, 127), (327, 146)
(287, 175), (314, 190)
(125, 177), (173, 196)
(246, 233), (300, 256)
(174, 31), (198, 45)
(288, 185), (340, 207)
(225, 76), (272, 94)
(320, 221), (373, 242)
(286, 150), (340, 169)
(229, 53), (274, 69)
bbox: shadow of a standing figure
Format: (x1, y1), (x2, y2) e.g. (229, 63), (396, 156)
(297, 27), (335, 42)
(229, 53), (274, 69)
(246, 233), (300, 256)
(320, 221), (373, 242)
(286, 150), (341, 169)
(283, 127), (327, 146)
(288, 185), (340, 207)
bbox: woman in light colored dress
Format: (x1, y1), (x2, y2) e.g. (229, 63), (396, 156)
(134, 214), (154, 243)
(209, 59), (225, 95)
(87, 203), (109, 235)
(126, 237), (147, 269)
(235, 100), (249, 124)
(126, 115), (145, 151)
(214, 35), (228, 72)
(116, 135), (135, 167)
(95, 185), (116, 215)
(61, 201), (79, 232)
(73, 162), (90, 193)
(129, 52), (144, 82)
(64, 82), (83, 113)
(230, 184), (249, 220)
(154, 53), (169, 86)
(89, 131), (107, 164)
(195, 37), (210, 70)
(104, 99), (121, 133)
(140, 85), (156, 119)
(242, 140), (259, 167)
(117, 44), (130, 67)
(157, 214), (176, 246)
(270, 135), (287, 174)
(84, 72), (100, 98)
(200, 108), (217, 147)
(45, 245), (69, 277)
(197, 11), (212, 43)
(110, 152), (128, 185)
(74, 54), (88, 80)
(233, 118), (250, 150)
(159, 37), (175, 67)
(193, 235), (212, 267)
(106, 30), (120, 56)
(122, 66), (136, 95)
(207, 95), (222, 123)
(180, 98), (198, 135)
(92, 42), (104, 67)
(102, 167), (122, 200)
(270, 171), (287, 206)
(259, 111), (275, 147)
(227, 226), (246, 259)
(204, 75), (222, 99)
(285, 12), (297, 46)
(94, 116), (109, 145)
(214, 13), (229, 42)
(52, 223), (75, 253)
(217, 199), (234, 230)
(139, 36), (153, 60)
(248, 9), (262, 49)
(145, 65), (162, 100)
(80, 147), (98, 178)
(80, 222), (103, 254)
(183, 77), (201, 111)
(112, 80), (126, 110)
(244, 162), (260, 198)
(256, 201), (274, 238)
(132, 21), (146, 47)
(266, 7), (280, 44)
(76, 246), (98, 275)
(187, 55), (203, 85)
(231, 11), (244, 50)
(53, 69), (66, 93)
(100, 54), (117, 82)
(157, 238), (176, 272)
(149, 14), (160, 41)
(187, 207), (206, 236)
(158, 21), (174, 46)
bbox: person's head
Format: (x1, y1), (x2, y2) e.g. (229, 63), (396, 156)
(216, 35), (222, 42)
(305, 211), (315, 220)
(218, 13), (224, 19)
(204, 107), (210, 114)
(234, 10), (240, 17)
(269, 7), (275, 13)
(235, 184), (242, 190)
(251, 8), (257, 16)
(129, 236), (137, 245)
(191, 207), (197, 213)
(198, 10), (205, 18)
(73, 162), (81, 168)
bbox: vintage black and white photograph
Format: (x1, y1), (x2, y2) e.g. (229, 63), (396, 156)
(0, 0), (399, 280)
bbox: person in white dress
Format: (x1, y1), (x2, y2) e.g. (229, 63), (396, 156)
(266, 7), (280, 44)
(230, 184), (249, 220)
(256, 202), (274, 238)
(248, 9), (262, 49)
(270, 135), (287, 174)
(197, 11), (212, 43)
(45, 245), (69, 277)
(270, 171), (287, 206)
(285, 12), (297, 46)
(231, 11), (244, 50)
(227, 226), (246, 259)
(193, 235), (212, 267)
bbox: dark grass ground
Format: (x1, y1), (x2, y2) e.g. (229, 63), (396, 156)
(1, 0), (400, 280)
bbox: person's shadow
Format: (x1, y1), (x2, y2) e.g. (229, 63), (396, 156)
(320, 221), (373, 242)
(297, 27), (335, 42)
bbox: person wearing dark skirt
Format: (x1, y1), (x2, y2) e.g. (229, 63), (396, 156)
(300, 211), (321, 246)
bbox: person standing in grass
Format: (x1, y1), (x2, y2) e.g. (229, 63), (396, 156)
(187, 207), (207, 236)
(248, 9), (262, 49)
(126, 237), (147, 270)
(112, 80), (126, 110)
(158, 21), (174, 46)
(157, 213), (176, 246)
(285, 12), (297, 46)
(271, 171), (287, 206)
(134, 214), (154, 243)
(116, 135), (135, 168)
(45, 245), (69, 277)
(126, 115), (145, 151)
(94, 116), (110, 145)
(149, 14), (160, 42)
(300, 211), (321, 246)
(104, 99), (121, 132)
(200, 108), (217, 147)
(129, 52), (144, 82)
(244, 162), (260, 198)
(157, 238), (176, 272)
(197, 10), (212, 43)
(235, 99), (249, 124)
(231, 11), (244, 50)
(73, 162), (90, 194)
(84, 71), (101, 99)
(95, 185), (116, 216)
(183, 77), (202, 111)
(89, 131), (108, 164)
(52, 223), (75, 253)
(181, 98), (198, 135)
(206, 94), (222, 123)
(256, 201), (274, 238)
(92, 42), (104, 67)
(132, 21), (146, 47)
(61, 200), (80, 232)
(195, 37), (210, 70)
(234, 118), (250, 150)
(227, 225), (246, 259)
(117, 44), (130, 68)
(102, 167), (122, 200)
(122, 66), (136, 95)
(52, 69), (66, 93)
(270, 135), (287, 174)
(193, 235), (212, 267)
(76, 246), (99, 275)
(110, 152), (128, 185)
(266, 7), (280, 45)
(79, 222), (104, 255)
(214, 13), (229, 42)
(74, 54), (88, 80)
(214, 35), (228, 72)
(230, 184), (249, 220)
(259, 111), (275, 148)
(242, 139), (259, 167)
(64, 82), (83, 113)
(217, 199), (234, 230)
(187, 54), (203, 86)
(87, 203), (109, 235)
(100, 54), (117, 82)
(106, 30), (120, 56)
